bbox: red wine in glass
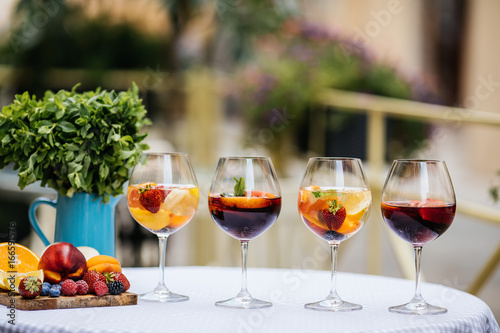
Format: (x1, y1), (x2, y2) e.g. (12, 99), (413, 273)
(381, 159), (456, 315)
(381, 200), (456, 246)
(208, 195), (281, 241)
(208, 157), (281, 309)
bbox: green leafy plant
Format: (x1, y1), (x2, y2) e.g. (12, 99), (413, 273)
(0, 83), (151, 202)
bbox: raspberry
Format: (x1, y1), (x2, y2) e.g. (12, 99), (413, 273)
(61, 279), (77, 296)
(93, 281), (108, 296)
(76, 280), (89, 295)
(107, 281), (124, 295)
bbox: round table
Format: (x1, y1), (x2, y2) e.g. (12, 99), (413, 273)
(2, 266), (499, 333)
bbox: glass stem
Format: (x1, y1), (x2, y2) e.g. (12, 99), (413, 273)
(411, 245), (425, 305)
(155, 235), (169, 293)
(237, 241), (251, 299)
(328, 243), (341, 301)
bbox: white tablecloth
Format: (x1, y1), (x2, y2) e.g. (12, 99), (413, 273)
(2, 266), (499, 333)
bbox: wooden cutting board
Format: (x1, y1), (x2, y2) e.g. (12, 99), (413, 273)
(0, 290), (137, 310)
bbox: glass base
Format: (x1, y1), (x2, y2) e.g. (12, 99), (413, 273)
(140, 290), (189, 303)
(305, 298), (362, 312)
(215, 295), (272, 309)
(389, 302), (447, 315)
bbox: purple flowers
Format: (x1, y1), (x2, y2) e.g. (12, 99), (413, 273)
(237, 18), (438, 130)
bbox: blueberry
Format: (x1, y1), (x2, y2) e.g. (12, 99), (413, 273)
(51, 284), (61, 290)
(324, 230), (347, 242)
(49, 288), (61, 297)
(40, 285), (51, 296)
(42, 282), (51, 289)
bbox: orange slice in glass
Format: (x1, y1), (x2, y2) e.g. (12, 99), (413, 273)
(129, 207), (173, 230)
(219, 196), (272, 209)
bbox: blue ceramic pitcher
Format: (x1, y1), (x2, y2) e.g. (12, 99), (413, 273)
(28, 193), (121, 256)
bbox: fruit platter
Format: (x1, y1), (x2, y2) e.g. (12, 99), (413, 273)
(0, 242), (137, 310)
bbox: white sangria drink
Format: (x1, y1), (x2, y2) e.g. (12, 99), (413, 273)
(128, 183), (199, 235)
(299, 186), (371, 243)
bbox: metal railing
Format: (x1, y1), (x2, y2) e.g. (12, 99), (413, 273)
(317, 88), (500, 295)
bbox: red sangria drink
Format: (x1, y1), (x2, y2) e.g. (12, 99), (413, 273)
(208, 157), (281, 309)
(209, 193), (281, 241)
(381, 199), (455, 246)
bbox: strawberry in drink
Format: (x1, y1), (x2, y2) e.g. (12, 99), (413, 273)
(298, 186), (371, 243)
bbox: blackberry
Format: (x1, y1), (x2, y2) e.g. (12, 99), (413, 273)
(107, 281), (124, 295)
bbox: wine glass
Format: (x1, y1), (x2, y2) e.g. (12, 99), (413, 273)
(208, 156), (281, 309)
(127, 153), (199, 302)
(381, 159), (456, 314)
(298, 157), (371, 311)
